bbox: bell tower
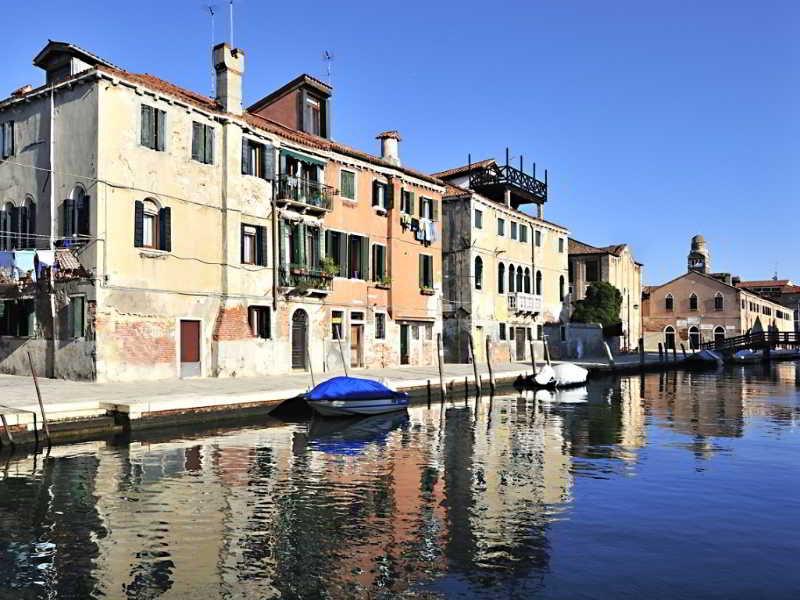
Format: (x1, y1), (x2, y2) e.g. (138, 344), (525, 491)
(687, 234), (711, 274)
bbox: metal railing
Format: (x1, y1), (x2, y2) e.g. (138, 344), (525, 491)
(275, 175), (334, 211)
(470, 163), (547, 202)
(700, 330), (800, 351)
(507, 292), (542, 313)
(280, 263), (332, 291)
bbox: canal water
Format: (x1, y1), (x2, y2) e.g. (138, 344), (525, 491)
(1, 364), (799, 599)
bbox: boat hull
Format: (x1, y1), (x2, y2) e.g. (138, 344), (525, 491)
(307, 397), (409, 417)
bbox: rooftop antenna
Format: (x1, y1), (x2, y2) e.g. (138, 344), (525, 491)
(205, 3), (219, 96)
(229, 0), (235, 47)
(323, 50), (334, 86)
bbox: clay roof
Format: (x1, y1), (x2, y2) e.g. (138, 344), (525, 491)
(443, 183), (471, 197)
(569, 238), (628, 257)
(736, 279), (793, 288)
(432, 159), (495, 180)
(247, 73), (332, 113)
(33, 40), (119, 70)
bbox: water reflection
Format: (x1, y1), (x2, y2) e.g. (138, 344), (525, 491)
(1, 362), (799, 599)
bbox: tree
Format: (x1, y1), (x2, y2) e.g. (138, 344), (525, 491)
(571, 281), (622, 328)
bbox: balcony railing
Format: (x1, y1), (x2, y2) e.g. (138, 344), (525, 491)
(469, 162), (547, 207)
(280, 263), (332, 293)
(275, 174), (334, 212)
(507, 292), (542, 313)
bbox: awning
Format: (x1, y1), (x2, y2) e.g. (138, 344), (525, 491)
(281, 148), (326, 167)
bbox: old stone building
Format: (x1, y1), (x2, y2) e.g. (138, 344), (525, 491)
(435, 156), (569, 363)
(0, 41), (443, 381)
(642, 236), (794, 351)
(735, 279), (800, 333)
(568, 239), (643, 351)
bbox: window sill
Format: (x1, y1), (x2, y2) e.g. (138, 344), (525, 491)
(420, 288), (436, 296)
(340, 197), (357, 204)
(375, 283), (391, 290)
(138, 249), (169, 259)
(373, 206), (388, 216)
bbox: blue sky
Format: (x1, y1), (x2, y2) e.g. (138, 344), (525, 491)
(4, 1), (797, 284)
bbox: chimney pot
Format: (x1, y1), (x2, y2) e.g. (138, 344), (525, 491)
(376, 130), (401, 166)
(213, 43), (244, 115)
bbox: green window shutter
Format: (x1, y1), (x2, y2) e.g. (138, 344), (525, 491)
(156, 109), (166, 151)
(205, 126), (214, 164)
(63, 199), (74, 237)
(431, 198), (439, 221)
(418, 195), (424, 217)
(140, 105), (152, 147)
(419, 254), (424, 288)
(372, 180), (379, 206)
(191, 122), (202, 161)
(386, 183), (394, 210)
(159, 207), (171, 252)
(263, 143), (274, 180)
(338, 233), (348, 277)
(133, 200), (144, 247)
(409, 191), (416, 215)
(241, 138), (250, 174)
(78, 195), (91, 236)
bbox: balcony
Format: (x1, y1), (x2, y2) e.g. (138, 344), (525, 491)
(507, 292), (542, 314)
(280, 264), (332, 295)
(275, 174), (334, 214)
(469, 160), (547, 209)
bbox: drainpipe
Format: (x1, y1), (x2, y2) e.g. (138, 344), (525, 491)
(47, 87), (57, 378)
(271, 146), (278, 312)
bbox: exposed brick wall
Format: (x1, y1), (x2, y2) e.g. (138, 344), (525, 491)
(213, 305), (253, 341)
(99, 317), (176, 366)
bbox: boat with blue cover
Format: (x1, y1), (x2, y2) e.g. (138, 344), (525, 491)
(305, 376), (409, 416)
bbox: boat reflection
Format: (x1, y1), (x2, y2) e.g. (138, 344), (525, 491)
(533, 386), (589, 404)
(306, 412), (410, 456)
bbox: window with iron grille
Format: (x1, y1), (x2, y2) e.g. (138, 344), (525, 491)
(375, 313), (386, 339)
(248, 306), (271, 339)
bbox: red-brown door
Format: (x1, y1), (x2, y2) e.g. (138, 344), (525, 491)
(180, 320), (201, 377)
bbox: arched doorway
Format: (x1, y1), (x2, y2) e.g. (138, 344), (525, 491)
(689, 325), (700, 350)
(664, 326), (676, 351)
(714, 326), (725, 347)
(291, 309), (308, 370)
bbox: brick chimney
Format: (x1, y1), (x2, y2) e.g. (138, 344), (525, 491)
(376, 130), (401, 166)
(213, 43), (244, 116)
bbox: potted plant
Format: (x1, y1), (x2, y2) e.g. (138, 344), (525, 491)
(320, 256), (338, 279)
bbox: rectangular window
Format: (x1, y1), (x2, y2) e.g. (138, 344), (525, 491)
(509, 326), (515, 340)
(474, 208), (483, 229)
(401, 189), (414, 214)
(0, 299), (35, 337)
(332, 310), (344, 339)
(242, 138), (272, 179)
(248, 306), (271, 339)
(306, 96), (321, 136)
(419, 196), (437, 220)
(242, 225), (257, 264)
(497, 217), (505, 236)
(558, 238), (565, 253)
(69, 296), (85, 339)
(1, 121), (14, 159)
(586, 260), (600, 282)
(140, 104), (166, 151)
(371, 244), (386, 282)
(511, 222), (518, 240)
(326, 230), (346, 276)
(412, 324), (420, 340)
(340, 170), (356, 200)
(425, 322), (433, 340)
(535, 229), (542, 247)
(142, 210), (157, 249)
(191, 122), (214, 164)
(134, 200), (171, 252)
(419, 254), (434, 289)
(372, 181), (388, 211)
(347, 234), (369, 279)
(375, 313), (386, 339)
(499, 323), (506, 340)
(537, 324), (543, 340)
(519, 225), (528, 243)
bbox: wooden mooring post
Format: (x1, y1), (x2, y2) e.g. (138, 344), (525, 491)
(27, 352), (51, 448)
(639, 338), (645, 369)
(658, 343), (664, 363)
(436, 334), (446, 401)
(485, 336), (496, 394)
(468, 333), (481, 396)
(672, 344), (677, 361)
(680, 344), (687, 359)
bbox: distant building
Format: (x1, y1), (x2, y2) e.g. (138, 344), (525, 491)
(435, 156), (569, 363)
(641, 236), (794, 351)
(735, 279), (800, 333)
(568, 239), (643, 351)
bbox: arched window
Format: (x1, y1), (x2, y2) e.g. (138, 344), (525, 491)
(664, 325), (676, 350)
(665, 293), (674, 312)
(689, 293), (698, 311)
(559, 275), (565, 301)
(0, 202), (16, 251)
(516, 266), (523, 291)
(508, 264), (515, 293)
(474, 256), (483, 290)
(689, 325), (700, 349)
(535, 270), (543, 295)
(134, 198), (171, 251)
(64, 185), (90, 239)
(714, 326), (725, 346)
(497, 262), (505, 294)
(714, 293), (723, 312)
(524, 268), (531, 294)
(21, 196), (36, 249)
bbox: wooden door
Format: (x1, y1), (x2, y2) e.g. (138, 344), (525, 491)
(180, 320), (201, 377)
(291, 310), (308, 370)
(350, 324), (363, 368)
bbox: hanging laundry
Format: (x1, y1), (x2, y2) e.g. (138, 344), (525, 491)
(0, 251), (14, 270)
(14, 250), (37, 281)
(36, 250), (56, 266)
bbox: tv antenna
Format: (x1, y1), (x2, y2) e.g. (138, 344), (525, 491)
(229, 0), (236, 48)
(323, 50), (334, 86)
(205, 3), (219, 95)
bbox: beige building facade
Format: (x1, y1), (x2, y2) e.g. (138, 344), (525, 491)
(568, 239), (643, 351)
(642, 236), (794, 351)
(0, 41), (443, 381)
(436, 158), (569, 363)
